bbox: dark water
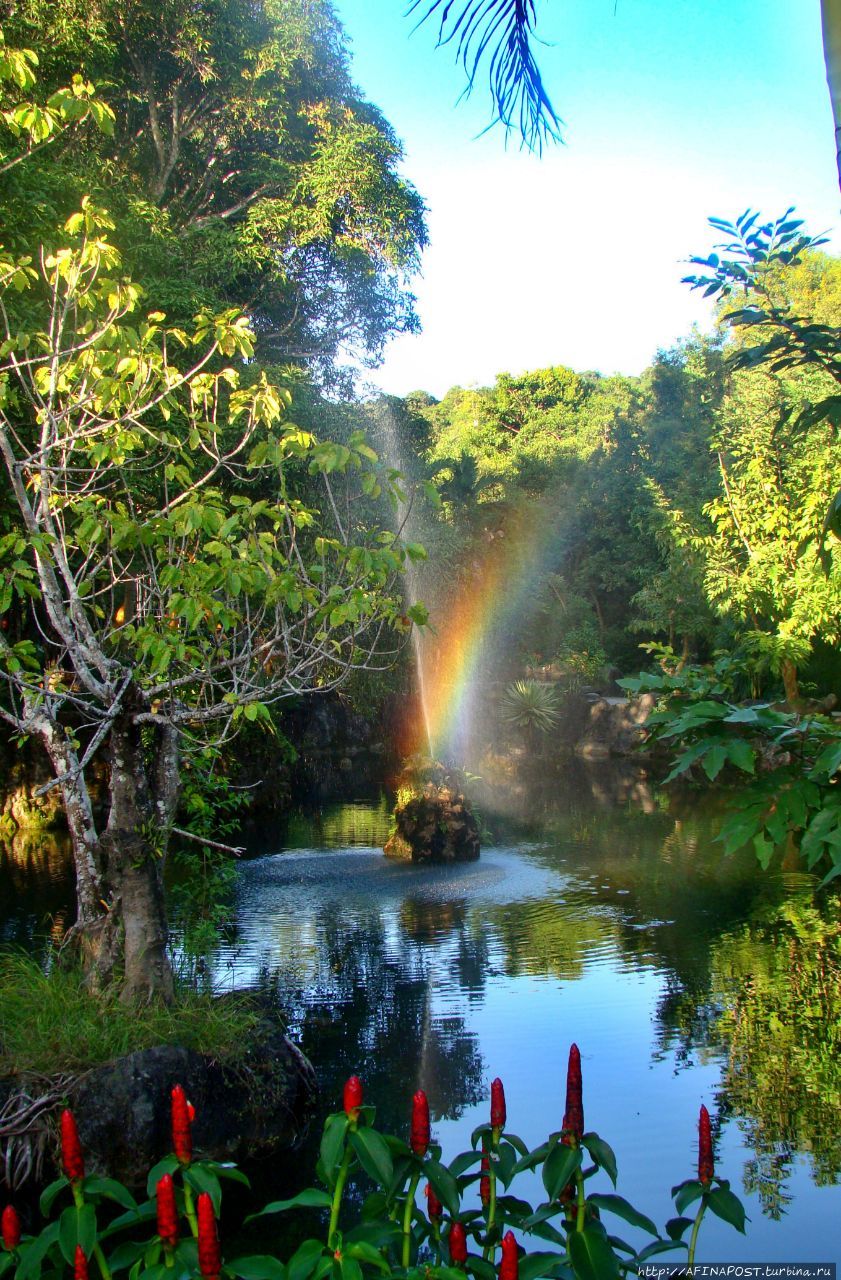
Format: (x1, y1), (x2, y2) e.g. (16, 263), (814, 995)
(3, 766), (841, 1263)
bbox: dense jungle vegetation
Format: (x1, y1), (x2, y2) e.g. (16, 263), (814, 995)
(0, 0), (840, 1006)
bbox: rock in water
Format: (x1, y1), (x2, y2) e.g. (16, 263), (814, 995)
(385, 781), (480, 863)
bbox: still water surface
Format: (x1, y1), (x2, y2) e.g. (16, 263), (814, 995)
(3, 766), (840, 1263)
(211, 769), (841, 1265)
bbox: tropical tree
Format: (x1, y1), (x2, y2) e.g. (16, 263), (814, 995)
(0, 32), (420, 1001)
(4, 0), (427, 389)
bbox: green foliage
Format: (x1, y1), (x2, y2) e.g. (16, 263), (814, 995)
(499, 681), (561, 735)
(0, 952), (260, 1074)
(2, 0), (426, 389)
(0, 1070), (745, 1280)
(619, 656), (841, 881)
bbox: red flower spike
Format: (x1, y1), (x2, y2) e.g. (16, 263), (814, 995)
(343, 1076), (363, 1119)
(410, 1089), (430, 1157)
(187, 1103), (196, 1124)
(425, 1184), (442, 1220)
(499, 1232), (519, 1280)
(562, 1044), (584, 1144)
(1, 1205), (21, 1251)
(698, 1104), (714, 1185)
(480, 1152), (490, 1207)
(60, 1110), (84, 1182)
(156, 1174), (179, 1248)
(490, 1078), (506, 1130)
(449, 1221), (467, 1265)
(171, 1085), (193, 1166)
(197, 1193), (221, 1280)
(73, 1246), (89, 1280)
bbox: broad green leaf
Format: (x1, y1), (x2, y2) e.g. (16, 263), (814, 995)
(587, 1193), (658, 1237)
(542, 1142), (581, 1200)
(227, 1257), (286, 1280)
(425, 1158), (461, 1218)
(580, 1134), (617, 1187)
(247, 1189), (331, 1220)
(568, 1228), (620, 1280)
(58, 1204), (97, 1266)
(349, 1128), (393, 1189)
(706, 1185), (747, 1233)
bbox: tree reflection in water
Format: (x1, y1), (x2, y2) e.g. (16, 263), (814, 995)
(272, 897), (485, 1137)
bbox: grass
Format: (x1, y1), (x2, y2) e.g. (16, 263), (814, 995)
(0, 951), (262, 1076)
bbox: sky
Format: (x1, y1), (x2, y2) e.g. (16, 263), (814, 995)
(332, 0), (841, 399)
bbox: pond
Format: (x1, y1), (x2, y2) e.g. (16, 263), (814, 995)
(2, 761), (840, 1264)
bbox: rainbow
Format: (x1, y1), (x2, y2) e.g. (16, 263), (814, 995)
(406, 497), (571, 764)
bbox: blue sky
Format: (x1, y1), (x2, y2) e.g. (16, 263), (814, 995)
(333, 0), (840, 398)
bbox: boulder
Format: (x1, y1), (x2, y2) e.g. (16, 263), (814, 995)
(574, 694), (655, 758)
(1, 1024), (316, 1190)
(385, 784), (480, 863)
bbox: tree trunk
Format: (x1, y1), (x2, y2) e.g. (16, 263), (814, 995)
(780, 658), (799, 706)
(104, 708), (174, 1004)
(822, 0), (841, 190)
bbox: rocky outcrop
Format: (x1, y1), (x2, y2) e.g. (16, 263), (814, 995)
(385, 782), (480, 863)
(1, 1023), (316, 1190)
(574, 694), (655, 758)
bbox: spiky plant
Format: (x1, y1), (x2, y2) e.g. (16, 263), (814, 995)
(499, 679), (561, 736)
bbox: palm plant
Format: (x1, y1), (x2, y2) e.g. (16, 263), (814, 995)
(499, 678), (562, 736)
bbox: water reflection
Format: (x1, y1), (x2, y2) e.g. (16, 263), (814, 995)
(214, 775), (841, 1261)
(2, 767), (841, 1260)
(0, 831), (73, 949)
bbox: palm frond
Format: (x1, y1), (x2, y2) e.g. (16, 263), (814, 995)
(409, 0), (563, 152)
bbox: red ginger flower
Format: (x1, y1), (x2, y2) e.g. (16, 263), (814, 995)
(171, 1085), (193, 1166)
(480, 1152), (490, 1206)
(562, 1044), (583, 1144)
(490, 1078), (506, 1130)
(343, 1076), (363, 1119)
(60, 1110), (84, 1181)
(425, 1184), (442, 1220)
(1, 1205), (21, 1251)
(197, 1193), (221, 1280)
(448, 1221), (467, 1264)
(156, 1174), (179, 1247)
(74, 1246), (89, 1280)
(698, 1104), (714, 1184)
(410, 1089), (430, 1157)
(499, 1232), (519, 1280)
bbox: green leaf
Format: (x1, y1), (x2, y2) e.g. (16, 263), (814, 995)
(82, 1176), (138, 1210)
(319, 1113), (349, 1189)
(542, 1143), (581, 1200)
(184, 1165), (222, 1215)
(665, 1217), (693, 1241)
(338, 1257), (362, 1280)
(247, 1189), (331, 1221)
(286, 1240), (326, 1280)
(701, 743), (728, 781)
(146, 1156), (180, 1199)
(39, 1176), (70, 1215)
(580, 1134), (617, 1188)
(15, 1222), (60, 1280)
(706, 1185), (747, 1233)
(205, 1162), (251, 1188)
(227, 1257), (286, 1280)
(344, 1242), (390, 1273)
(349, 1128), (393, 1189)
(587, 1193), (657, 1237)
(517, 1254), (566, 1280)
(672, 1179), (704, 1216)
(726, 738), (756, 774)
(58, 1204), (97, 1266)
(425, 1158), (461, 1218)
(568, 1228), (620, 1280)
